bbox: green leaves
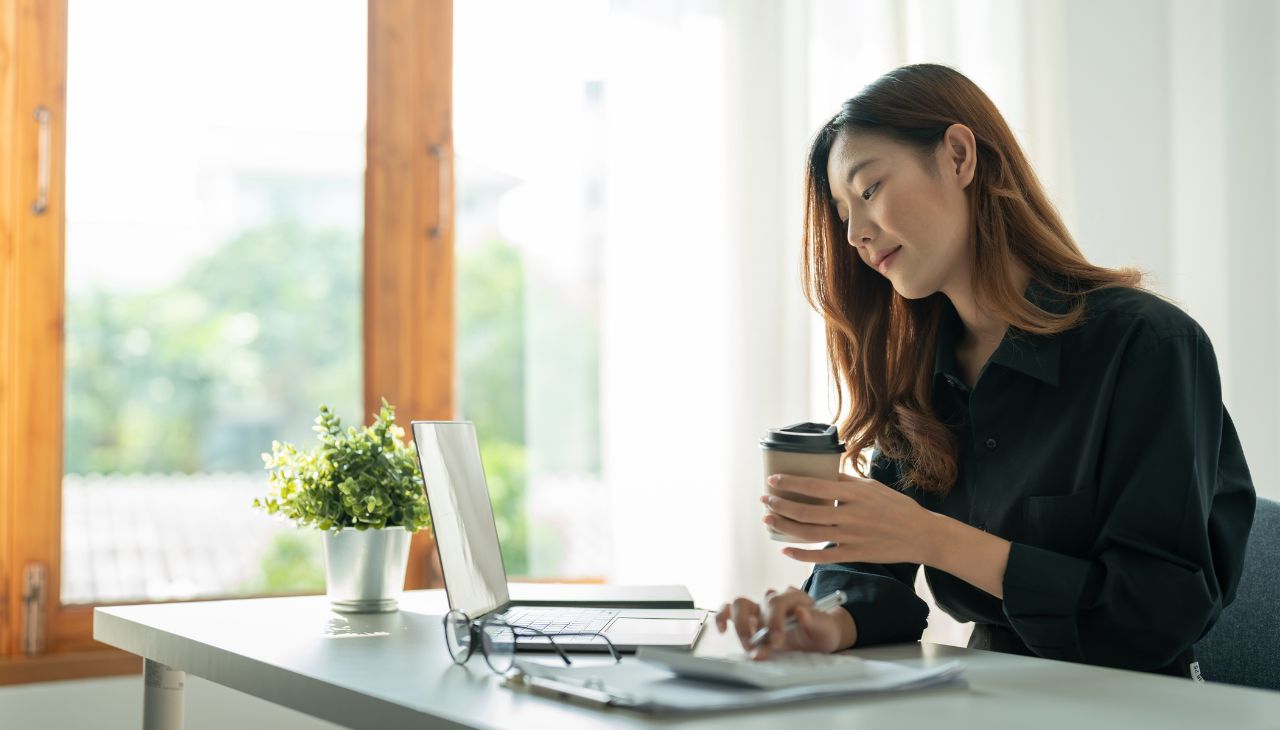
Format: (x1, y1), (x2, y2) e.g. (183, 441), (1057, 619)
(253, 399), (431, 533)
(64, 221), (361, 475)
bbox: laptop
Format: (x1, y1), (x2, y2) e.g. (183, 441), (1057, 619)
(411, 420), (708, 652)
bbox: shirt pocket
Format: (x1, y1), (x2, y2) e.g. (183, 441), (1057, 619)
(1022, 490), (1097, 557)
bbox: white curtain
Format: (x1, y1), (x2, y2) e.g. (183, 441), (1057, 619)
(598, 0), (1280, 641)
(600, 0), (818, 612)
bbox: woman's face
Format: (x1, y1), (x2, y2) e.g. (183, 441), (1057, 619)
(826, 127), (975, 300)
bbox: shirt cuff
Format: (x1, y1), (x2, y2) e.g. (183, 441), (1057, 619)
(806, 569), (928, 647)
(1001, 542), (1093, 656)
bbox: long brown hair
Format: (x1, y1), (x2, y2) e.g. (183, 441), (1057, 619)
(802, 64), (1141, 496)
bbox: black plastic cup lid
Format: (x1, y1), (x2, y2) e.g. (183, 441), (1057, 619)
(759, 422), (846, 454)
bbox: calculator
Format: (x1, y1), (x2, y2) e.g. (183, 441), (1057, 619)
(635, 647), (870, 690)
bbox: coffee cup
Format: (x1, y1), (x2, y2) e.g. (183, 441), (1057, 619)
(759, 422), (845, 542)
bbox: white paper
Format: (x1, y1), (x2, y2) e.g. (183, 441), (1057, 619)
(512, 657), (968, 713)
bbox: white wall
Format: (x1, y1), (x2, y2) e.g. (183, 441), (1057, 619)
(0, 674), (341, 730)
(1059, 0), (1280, 500)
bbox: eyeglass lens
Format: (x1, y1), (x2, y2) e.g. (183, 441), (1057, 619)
(443, 610), (473, 665)
(481, 622), (517, 674)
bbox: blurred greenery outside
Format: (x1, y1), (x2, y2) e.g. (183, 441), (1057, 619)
(65, 221), (533, 595)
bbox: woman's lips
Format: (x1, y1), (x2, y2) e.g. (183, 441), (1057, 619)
(876, 246), (902, 274)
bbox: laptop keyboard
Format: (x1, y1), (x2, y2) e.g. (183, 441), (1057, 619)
(500, 607), (619, 636)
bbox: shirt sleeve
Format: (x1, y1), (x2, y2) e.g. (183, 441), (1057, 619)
(1001, 333), (1256, 671)
(801, 453), (930, 647)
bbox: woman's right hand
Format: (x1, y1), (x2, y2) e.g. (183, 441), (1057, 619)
(713, 586), (854, 660)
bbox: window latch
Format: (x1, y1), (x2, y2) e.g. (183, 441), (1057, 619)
(32, 106), (51, 216)
(22, 563), (48, 655)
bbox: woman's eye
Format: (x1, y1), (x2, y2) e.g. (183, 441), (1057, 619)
(861, 183), (879, 201)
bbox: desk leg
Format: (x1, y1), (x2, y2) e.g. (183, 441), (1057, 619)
(143, 659), (185, 730)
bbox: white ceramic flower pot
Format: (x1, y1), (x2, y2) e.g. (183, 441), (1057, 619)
(322, 526), (412, 613)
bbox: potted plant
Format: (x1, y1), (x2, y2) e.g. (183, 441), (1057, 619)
(253, 399), (431, 612)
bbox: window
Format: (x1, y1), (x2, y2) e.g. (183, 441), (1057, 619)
(1, 0), (454, 682)
(453, 0), (609, 580)
(60, 0), (367, 606)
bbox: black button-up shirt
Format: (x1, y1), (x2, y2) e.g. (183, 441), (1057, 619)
(803, 281), (1256, 677)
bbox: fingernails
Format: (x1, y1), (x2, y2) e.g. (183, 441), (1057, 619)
(767, 475), (780, 487)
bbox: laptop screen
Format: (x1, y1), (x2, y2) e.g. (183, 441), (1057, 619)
(411, 421), (510, 617)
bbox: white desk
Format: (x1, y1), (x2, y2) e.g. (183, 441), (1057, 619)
(94, 590), (1280, 730)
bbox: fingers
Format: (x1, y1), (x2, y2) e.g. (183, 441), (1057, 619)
(761, 587), (813, 651)
(728, 597), (762, 648)
(763, 513), (838, 543)
(760, 495), (838, 526)
(793, 606), (812, 639)
(796, 605), (811, 625)
(719, 589), (818, 655)
(755, 605), (829, 659)
(722, 584), (848, 658)
(766, 474), (848, 501)
(780, 545), (840, 563)
(792, 604), (843, 655)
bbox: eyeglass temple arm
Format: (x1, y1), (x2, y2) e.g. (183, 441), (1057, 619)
(513, 626), (573, 665)
(543, 631), (622, 663)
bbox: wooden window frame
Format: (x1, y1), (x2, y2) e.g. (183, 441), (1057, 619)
(0, 0), (453, 684)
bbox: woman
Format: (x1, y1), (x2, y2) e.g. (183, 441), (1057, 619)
(716, 64), (1256, 679)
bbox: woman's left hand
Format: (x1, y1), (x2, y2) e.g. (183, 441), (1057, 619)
(762, 473), (935, 565)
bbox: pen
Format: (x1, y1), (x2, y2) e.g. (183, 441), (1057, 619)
(747, 590), (847, 649)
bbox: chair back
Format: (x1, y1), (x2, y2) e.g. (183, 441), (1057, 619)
(1193, 497), (1280, 690)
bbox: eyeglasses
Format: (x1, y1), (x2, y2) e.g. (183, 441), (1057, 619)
(442, 609), (621, 675)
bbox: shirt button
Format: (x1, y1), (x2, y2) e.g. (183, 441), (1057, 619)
(985, 438), (997, 450)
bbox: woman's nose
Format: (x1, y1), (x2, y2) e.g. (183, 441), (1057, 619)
(846, 220), (874, 248)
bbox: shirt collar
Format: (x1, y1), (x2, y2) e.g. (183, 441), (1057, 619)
(933, 303), (964, 385)
(933, 278), (1066, 388)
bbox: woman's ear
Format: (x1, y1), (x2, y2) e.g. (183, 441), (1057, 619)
(942, 123), (977, 189)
